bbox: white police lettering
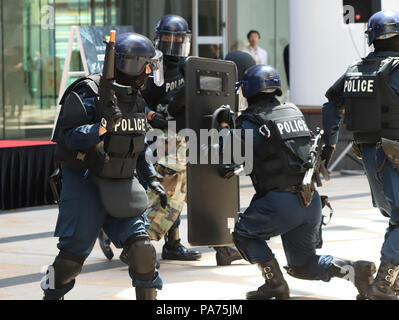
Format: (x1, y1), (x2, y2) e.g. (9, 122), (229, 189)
(114, 117), (146, 133)
(344, 79), (374, 93)
(277, 119), (309, 136)
(165, 78), (185, 93)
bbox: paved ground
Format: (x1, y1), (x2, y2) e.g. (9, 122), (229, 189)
(0, 173), (389, 300)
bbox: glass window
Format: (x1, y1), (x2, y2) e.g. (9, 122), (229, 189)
(198, 0), (222, 36)
(3, 0), (27, 139)
(199, 44), (223, 59)
(0, 0), (201, 140)
(120, 0), (192, 41)
(229, 0), (290, 97)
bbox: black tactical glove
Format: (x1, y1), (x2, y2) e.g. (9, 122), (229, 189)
(216, 109), (234, 128)
(148, 176), (167, 209)
(149, 111), (168, 129)
(218, 164), (240, 179)
(101, 96), (122, 132)
(321, 145), (335, 168)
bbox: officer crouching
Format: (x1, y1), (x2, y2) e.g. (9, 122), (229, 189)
(41, 33), (167, 300)
(217, 65), (376, 300)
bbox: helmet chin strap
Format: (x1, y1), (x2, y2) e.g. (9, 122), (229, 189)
(115, 68), (149, 90)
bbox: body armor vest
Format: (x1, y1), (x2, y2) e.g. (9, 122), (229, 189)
(54, 75), (147, 179)
(143, 59), (184, 110)
(331, 52), (399, 143)
(238, 99), (312, 196)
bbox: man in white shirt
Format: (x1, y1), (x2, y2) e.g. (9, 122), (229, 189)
(243, 30), (268, 65)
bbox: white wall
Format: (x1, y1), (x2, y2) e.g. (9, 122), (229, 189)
(290, 0), (371, 107)
(382, 0), (399, 11)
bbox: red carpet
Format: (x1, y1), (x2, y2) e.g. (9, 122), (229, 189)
(0, 140), (55, 148)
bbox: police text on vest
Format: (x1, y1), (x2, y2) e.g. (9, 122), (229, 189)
(276, 119), (309, 135)
(114, 118), (146, 133)
(344, 79), (374, 93)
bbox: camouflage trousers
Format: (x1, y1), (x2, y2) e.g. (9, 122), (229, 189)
(146, 164), (187, 241)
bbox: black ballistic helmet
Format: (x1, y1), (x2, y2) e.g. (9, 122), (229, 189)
(224, 50), (256, 81)
(154, 14), (191, 57)
(241, 65), (282, 98)
(115, 32), (164, 86)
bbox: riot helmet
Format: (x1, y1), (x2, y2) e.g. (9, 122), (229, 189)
(240, 65), (282, 98)
(366, 10), (399, 46)
(224, 50), (256, 82)
(115, 32), (164, 88)
(154, 14), (191, 57)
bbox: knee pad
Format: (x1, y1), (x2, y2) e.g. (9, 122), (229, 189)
(52, 251), (85, 289)
(232, 232), (251, 263)
(126, 235), (156, 281)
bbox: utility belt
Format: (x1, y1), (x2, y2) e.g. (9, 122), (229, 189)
(353, 138), (399, 172)
(275, 184), (316, 208)
(275, 185), (303, 193)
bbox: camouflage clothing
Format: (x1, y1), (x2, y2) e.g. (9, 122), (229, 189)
(146, 130), (187, 240)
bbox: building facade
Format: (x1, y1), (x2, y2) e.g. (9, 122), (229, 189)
(0, 0), (289, 140)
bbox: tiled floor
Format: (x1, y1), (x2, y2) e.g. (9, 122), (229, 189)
(0, 173), (389, 300)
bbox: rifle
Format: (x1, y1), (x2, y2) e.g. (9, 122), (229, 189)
(298, 127), (330, 207)
(302, 127), (330, 187)
(99, 30), (119, 123)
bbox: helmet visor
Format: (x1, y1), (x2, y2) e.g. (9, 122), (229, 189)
(116, 50), (164, 87)
(149, 50), (164, 87)
(155, 31), (191, 57)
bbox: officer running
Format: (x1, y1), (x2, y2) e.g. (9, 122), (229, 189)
(217, 64), (376, 300)
(322, 10), (399, 300)
(41, 32), (166, 300)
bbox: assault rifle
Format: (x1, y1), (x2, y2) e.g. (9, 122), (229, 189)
(302, 127), (330, 188)
(99, 30), (119, 123)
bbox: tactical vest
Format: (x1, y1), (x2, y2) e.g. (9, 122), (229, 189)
(339, 53), (399, 143)
(143, 58), (184, 111)
(238, 100), (312, 196)
(53, 74), (147, 179)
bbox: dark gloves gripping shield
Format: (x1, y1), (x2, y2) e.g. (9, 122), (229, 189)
(148, 176), (168, 209)
(149, 111), (168, 129)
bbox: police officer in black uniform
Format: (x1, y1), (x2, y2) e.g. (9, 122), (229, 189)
(97, 15), (199, 263)
(142, 14), (202, 261)
(323, 10), (399, 300)
(217, 64), (376, 300)
(41, 32), (166, 300)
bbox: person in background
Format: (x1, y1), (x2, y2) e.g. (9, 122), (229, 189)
(242, 30), (268, 65)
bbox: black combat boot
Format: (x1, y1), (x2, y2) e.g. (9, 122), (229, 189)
(329, 258), (376, 300)
(98, 230), (114, 260)
(135, 287), (157, 300)
(246, 259), (290, 300)
(214, 246), (243, 266)
(368, 261), (399, 300)
(162, 228), (201, 261)
(119, 249), (160, 269)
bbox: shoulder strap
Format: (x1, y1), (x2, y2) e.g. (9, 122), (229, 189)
(237, 112), (264, 128)
(59, 73), (101, 105)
